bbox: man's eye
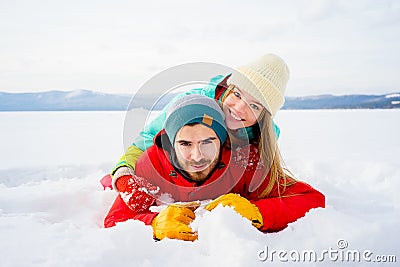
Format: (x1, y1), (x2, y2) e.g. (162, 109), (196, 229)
(180, 142), (191, 147)
(233, 91), (241, 98)
(201, 140), (212, 145)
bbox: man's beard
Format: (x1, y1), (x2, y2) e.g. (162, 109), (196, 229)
(172, 155), (219, 183)
(185, 158), (219, 182)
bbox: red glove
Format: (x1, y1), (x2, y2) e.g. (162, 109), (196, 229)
(116, 174), (161, 213)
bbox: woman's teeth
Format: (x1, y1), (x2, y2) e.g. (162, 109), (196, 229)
(231, 111), (243, 121)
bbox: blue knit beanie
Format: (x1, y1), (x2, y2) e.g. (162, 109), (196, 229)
(164, 95), (227, 145)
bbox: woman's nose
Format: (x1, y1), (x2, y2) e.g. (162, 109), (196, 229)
(234, 99), (248, 114)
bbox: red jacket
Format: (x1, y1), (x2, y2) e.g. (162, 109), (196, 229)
(104, 131), (325, 231)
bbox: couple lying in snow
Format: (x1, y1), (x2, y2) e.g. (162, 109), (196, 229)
(101, 54), (325, 241)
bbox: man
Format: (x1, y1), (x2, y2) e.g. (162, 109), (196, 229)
(103, 95), (324, 241)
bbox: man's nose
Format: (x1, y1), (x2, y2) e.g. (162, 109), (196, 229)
(190, 145), (203, 162)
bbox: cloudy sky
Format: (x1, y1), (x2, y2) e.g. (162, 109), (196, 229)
(1, 0), (399, 96)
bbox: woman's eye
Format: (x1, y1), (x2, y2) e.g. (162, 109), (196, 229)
(250, 104), (260, 110)
(233, 91), (241, 98)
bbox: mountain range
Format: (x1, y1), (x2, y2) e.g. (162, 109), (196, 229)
(1, 90), (399, 111)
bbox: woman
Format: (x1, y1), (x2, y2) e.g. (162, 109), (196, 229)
(110, 53), (291, 198)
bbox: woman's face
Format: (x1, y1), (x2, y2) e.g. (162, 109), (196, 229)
(222, 86), (264, 130)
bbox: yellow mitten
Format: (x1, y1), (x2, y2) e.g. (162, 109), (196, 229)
(205, 193), (264, 229)
(151, 204), (197, 241)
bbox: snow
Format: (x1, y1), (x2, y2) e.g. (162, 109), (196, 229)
(385, 93), (400, 98)
(0, 110), (399, 266)
(66, 89), (89, 98)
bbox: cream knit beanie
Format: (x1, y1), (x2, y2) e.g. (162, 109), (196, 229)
(227, 53), (290, 117)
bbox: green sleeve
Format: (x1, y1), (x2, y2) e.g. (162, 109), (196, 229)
(111, 145), (144, 175)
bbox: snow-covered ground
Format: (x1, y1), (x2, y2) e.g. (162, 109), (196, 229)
(0, 110), (399, 266)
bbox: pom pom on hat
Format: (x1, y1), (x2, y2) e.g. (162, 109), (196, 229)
(164, 95), (227, 145)
(228, 53), (290, 117)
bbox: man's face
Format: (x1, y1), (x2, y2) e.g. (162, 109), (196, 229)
(174, 124), (221, 182)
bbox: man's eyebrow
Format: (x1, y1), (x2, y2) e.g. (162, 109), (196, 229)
(175, 137), (217, 143)
(202, 137), (217, 142)
(176, 140), (191, 144)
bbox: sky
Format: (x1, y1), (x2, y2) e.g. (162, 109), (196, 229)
(0, 0), (399, 97)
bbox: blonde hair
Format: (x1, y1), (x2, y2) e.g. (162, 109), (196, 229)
(256, 108), (296, 198)
(222, 84), (296, 198)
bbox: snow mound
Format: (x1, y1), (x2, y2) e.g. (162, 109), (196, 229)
(0, 110), (399, 266)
